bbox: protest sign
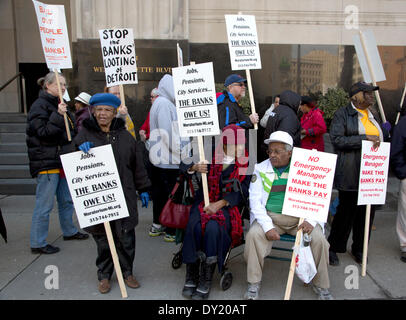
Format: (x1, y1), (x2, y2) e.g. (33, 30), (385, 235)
(33, 0), (72, 70)
(225, 14), (261, 70)
(60, 144), (129, 229)
(99, 28), (138, 87)
(353, 30), (387, 122)
(357, 141), (390, 205)
(282, 148), (337, 223)
(353, 30), (386, 84)
(61, 144), (129, 298)
(173, 62), (220, 138)
(357, 140), (390, 277)
(282, 148), (336, 300)
(225, 13), (261, 129)
(33, 0), (72, 140)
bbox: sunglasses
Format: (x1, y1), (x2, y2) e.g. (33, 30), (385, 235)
(232, 82), (246, 87)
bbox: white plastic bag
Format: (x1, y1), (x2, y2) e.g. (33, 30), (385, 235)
(294, 235), (317, 284)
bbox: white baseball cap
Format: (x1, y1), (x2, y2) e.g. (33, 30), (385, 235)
(74, 92), (92, 105)
(264, 131), (293, 147)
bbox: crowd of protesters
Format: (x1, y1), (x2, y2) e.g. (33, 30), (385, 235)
(20, 69), (405, 299)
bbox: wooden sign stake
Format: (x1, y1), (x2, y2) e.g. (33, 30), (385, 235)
(395, 82), (406, 125)
(245, 69), (258, 130)
(359, 31), (386, 123)
(54, 69), (71, 141)
(284, 217), (304, 300)
(104, 221), (128, 298)
(361, 204), (372, 277)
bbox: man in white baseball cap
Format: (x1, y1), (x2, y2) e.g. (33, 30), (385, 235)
(74, 92), (92, 132)
(243, 131), (332, 300)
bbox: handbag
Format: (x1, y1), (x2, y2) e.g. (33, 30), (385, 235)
(159, 175), (195, 229)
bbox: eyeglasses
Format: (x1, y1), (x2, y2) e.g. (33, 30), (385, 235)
(266, 148), (287, 155)
(94, 107), (115, 113)
(231, 82), (246, 87)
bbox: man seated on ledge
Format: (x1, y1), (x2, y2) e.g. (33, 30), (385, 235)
(243, 131), (332, 300)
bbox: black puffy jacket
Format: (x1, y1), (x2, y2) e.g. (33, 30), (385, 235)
(73, 116), (151, 235)
(263, 90), (302, 147)
(330, 103), (389, 191)
(26, 90), (76, 177)
(217, 91), (253, 130)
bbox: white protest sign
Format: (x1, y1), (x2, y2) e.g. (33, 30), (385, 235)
(61, 144), (129, 229)
(225, 14), (261, 70)
(33, 0), (72, 69)
(99, 28), (138, 87)
(353, 30), (386, 83)
(357, 141), (390, 205)
(173, 62), (220, 137)
(282, 148), (337, 223)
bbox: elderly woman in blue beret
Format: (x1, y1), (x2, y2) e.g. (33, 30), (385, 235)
(73, 93), (151, 294)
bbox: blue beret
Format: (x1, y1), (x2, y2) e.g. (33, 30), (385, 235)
(224, 74), (247, 87)
(89, 93), (121, 108)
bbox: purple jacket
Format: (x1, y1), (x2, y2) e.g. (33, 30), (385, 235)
(75, 106), (93, 132)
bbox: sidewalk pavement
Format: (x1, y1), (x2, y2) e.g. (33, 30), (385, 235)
(0, 176), (405, 301)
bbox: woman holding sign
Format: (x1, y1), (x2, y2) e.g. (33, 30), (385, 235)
(27, 72), (88, 255)
(328, 82), (389, 266)
(72, 93), (151, 294)
(180, 124), (250, 300)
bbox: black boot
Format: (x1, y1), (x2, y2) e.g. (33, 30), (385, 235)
(182, 261), (200, 298)
(192, 257), (217, 300)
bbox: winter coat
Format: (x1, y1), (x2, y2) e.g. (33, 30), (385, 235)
(217, 90), (253, 130)
(26, 90), (76, 178)
(330, 103), (388, 191)
(73, 116), (151, 235)
(149, 74), (190, 169)
(263, 90), (302, 148)
(300, 107), (327, 151)
(75, 106), (93, 132)
(390, 115), (406, 180)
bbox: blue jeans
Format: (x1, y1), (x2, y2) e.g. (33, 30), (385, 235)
(30, 173), (78, 248)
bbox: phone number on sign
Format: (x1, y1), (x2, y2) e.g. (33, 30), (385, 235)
(89, 212), (120, 223)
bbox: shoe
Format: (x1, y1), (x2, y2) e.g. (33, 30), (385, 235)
(149, 224), (165, 237)
(401, 251), (406, 263)
(329, 250), (340, 266)
(124, 275), (140, 289)
(182, 262), (200, 298)
(350, 250), (363, 264)
(192, 260), (216, 300)
(244, 282), (261, 300)
(31, 244), (60, 254)
(63, 232), (89, 240)
(98, 279), (111, 294)
(312, 284), (334, 300)
(164, 233), (176, 242)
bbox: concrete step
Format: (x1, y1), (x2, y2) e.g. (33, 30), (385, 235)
(0, 143), (27, 153)
(0, 165), (31, 178)
(0, 178), (36, 195)
(0, 153), (29, 165)
(0, 123), (26, 133)
(0, 132), (26, 143)
(0, 113), (27, 123)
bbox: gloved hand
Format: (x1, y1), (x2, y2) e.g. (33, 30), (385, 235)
(79, 141), (94, 153)
(140, 192), (149, 208)
(382, 121), (392, 133)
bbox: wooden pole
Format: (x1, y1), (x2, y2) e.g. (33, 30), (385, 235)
(284, 217), (304, 300)
(361, 204), (372, 277)
(395, 82), (406, 125)
(359, 31), (386, 123)
(104, 221), (128, 298)
(54, 70), (71, 141)
(245, 69), (258, 130)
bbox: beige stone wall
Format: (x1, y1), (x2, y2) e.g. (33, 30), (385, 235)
(189, 0), (406, 45)
(0, 0), (19, 113)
